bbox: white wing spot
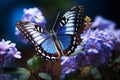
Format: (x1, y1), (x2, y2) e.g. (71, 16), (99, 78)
(36, 38), (45, 44)
(67, 20), (74, 23)
(29, 31), (36, 35)
(25, 26), (34, 29)
(69, 17), (75, 20)
(34, 36), (42, 42)
(66, 23), (74, 27)
(46, 56), (50, 59)
(41, 28), (44, 32)
(32, 33), (40, 38)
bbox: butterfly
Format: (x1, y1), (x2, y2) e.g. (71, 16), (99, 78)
(16, 6), (84, 61)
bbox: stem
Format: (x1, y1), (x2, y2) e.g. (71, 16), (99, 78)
(32, 72), (41, 80)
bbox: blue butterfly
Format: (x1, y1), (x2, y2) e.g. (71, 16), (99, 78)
(16, 6), (84, 60)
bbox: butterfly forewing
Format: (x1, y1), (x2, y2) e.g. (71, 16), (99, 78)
(56, 6), (84, 56)
(16, 21), (61, 60)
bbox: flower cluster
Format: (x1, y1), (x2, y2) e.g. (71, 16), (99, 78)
(60, 56), (78, 80)
(61, 16), (120, 76)
(61, 56), (78, 74)
(91, 16), (116, 30)
(76, 29), (115, 66)
(0, 39), (21, 67)
(15, 7), (46, 44)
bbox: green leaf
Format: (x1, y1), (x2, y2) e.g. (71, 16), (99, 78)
(2, 67), (30, 80)
(17, 68), (31, 80)
(39, 72), (52, 80)
(90, 67), (101, 80)
(114, 56), (120, 63)
(27, 55), (42, 72)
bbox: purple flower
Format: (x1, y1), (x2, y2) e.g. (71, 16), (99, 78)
(0, 74), (10, 80)
(15, 7), (46, 44)
(75, 28), (116, 66)
(98, 31), (115, 50)
(76, 51), (91, 66)
(0, 39), (21, 67)
(91, 16), (116, 30)
(61, 56), (78, 74)
(91, 16), (120, 42)
(22, 7), (46, 27)
(85, 39), (102, 54)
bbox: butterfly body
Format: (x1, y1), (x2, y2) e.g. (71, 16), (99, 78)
(16, 6), (84, 60)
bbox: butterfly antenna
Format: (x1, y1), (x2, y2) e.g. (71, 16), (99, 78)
(34, 16), (41, 21)
(52, 12), (61, 30)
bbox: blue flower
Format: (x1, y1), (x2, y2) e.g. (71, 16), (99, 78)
(91, 16), (116, 30)
(61, 56), (78, 74)
(98, 31), (115, 50)
(85, 39), (102, 54)
(0, 39), (21, 67)
(22, 7), (46, 27)
(0, 74), (10, 80)
(76, 51), (91, 66)
(91, 16), (120, 42)
(15, 7), (46, 44)
(76, 28), (116, 66)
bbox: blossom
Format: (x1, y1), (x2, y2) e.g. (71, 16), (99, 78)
(91, 16), (116, 30)
(15, 7), (46, 44)
(85, 39), (101, 54)
(78, 28), (115, 66)
(22, 7), (46, 27)
(0, 39), (21, 67)
(91, 16), (120, 42)
(76, 51), (91, 66)
(0, 74), (10, 80)
(61, 56), (78, 74)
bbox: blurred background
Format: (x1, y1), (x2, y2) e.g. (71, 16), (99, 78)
(0, 0), (119, 79)
(0, 0), (119, 40)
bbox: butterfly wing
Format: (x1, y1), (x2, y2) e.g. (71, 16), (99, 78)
(56, 6), (84, 56)
(16, 21), (60, 60)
